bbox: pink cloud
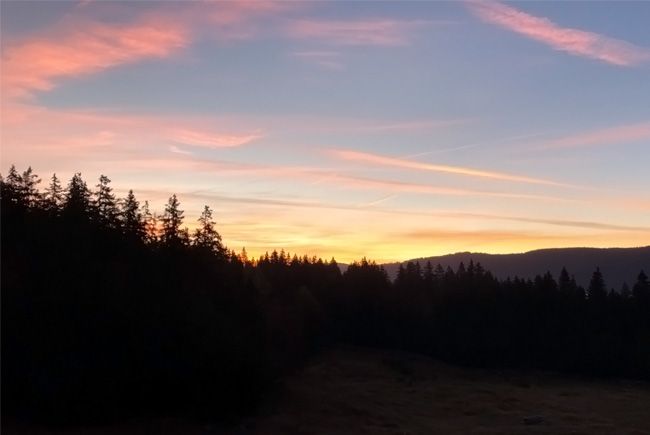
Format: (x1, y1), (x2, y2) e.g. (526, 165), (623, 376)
(0, 104), (264, 167)
(0, 1), (305, 100)
(286, 19), (427, 46)
(1, 16), (189, 98)
(331, 174), (570, 202)
(82, 151), (570, 203)
(168, 128), (262, 149)
(331, 149), (570, 187)
(169, 145), (193, 156)
(543, 121), (650, 149)
(205, 0), (299, 41)
(467, 1), (650, 66)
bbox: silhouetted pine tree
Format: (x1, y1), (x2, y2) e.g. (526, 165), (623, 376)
(121, 189), (145, 241)
(633, 270), (650, 307)
(94, 174), (118, 228)
(43, 173), (64, 215)
(64, 173), (92, 219)
(587, 267), (607, 303)
(140, 200), (158, 244)
(193, 205), (224, 256)
(0, 165), (23, 211)
(160, 194), (185, 247)
(18, 166), (42, 208)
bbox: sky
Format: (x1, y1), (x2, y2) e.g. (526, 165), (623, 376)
(2, 0), (650, 263)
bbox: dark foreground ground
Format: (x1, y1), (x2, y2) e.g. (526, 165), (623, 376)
(6, 347), (650, 435)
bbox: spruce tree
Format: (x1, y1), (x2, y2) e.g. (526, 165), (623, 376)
(94, 175), (118, 228)
(19, 166), (41, 208)
(161, 194), (185, 247)
(121, 189), (144, 241)
(64, 173), (92, 219)
(1, 165), (22, 209)
(44, 173), (64, 214)
(587, 267), (607, 302)
(141, 200), (158, 244)
(633, 270), (649, 307)
(193, 205), (224, 255)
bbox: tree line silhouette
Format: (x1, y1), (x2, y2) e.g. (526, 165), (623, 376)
(2, 165), (649, 425)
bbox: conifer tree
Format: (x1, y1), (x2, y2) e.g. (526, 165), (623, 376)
(141, 200), (158, 244)
(558, 267), (572, 292)
(94, 175), (118, 227)
(240, 247), (250, 265)
(633, 270), (649, 306)
(558, 266), (583, 301)
(64, 173), (92, 218)
(193, 205), (224, 255)
(161, 194), (185, 247)
(121, 189), (144, 241)
(19, 166), (41, 208)
(1, 165), (22, 208)
(587, 267), (607, 302)
(44, 173), (64, 214)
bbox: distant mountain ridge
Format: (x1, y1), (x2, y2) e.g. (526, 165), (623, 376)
(380, 246), (650, 289)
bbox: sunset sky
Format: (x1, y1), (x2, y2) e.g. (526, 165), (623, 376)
(2, 1), (649, 262)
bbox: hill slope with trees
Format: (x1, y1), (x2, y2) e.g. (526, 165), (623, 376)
(2, 165), (650, 427)
(382, 247), (650, 288)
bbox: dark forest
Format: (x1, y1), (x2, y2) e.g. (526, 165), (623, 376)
(2, 165), (649, 426)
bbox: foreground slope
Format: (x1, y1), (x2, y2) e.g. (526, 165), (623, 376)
(382, 246), (650, 288)
(251, 347), (650, 435)
(5, 347), (650, 434)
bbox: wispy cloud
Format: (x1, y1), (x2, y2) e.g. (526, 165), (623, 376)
(354, 119), (468, 133)
(357, 194), (397, 208)
(168, 128), (262, 149)
(443, 212), (650, 233)
(331, 149), (570, 187)
(97, 153), (570, 203)
(331, 174), (571, 202)
(401, 228), (573, 244)
(290, 51), (344, 70)
(286, 19), (427, 46)
(541, 121), (650, 149)
(1, 16), (189, 98)
(1, 1), (303, 100)
(205, 0), (299, 41)
(467, 0), (650, 66)
(1, 105), (264, 167)
(169, 145), (192, 155)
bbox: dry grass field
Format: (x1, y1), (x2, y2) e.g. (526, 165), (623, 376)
(6, 346), (650, 435)
(248, 347), (650, 435)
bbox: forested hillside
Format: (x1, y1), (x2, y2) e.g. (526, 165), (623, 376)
(2, 165), (650, 426)
(382, 248), (650, 288)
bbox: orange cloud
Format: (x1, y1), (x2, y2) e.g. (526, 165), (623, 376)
(286, 19), (427, 46)
(331, 149), (570, 187)
(468, 1), (650, 66)
(1, 17), (188, 98)
(442, 212), (650, 233)
(542, 121), (650, 149)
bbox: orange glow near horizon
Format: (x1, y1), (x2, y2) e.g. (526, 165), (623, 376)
(2, 1), (649, 262)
